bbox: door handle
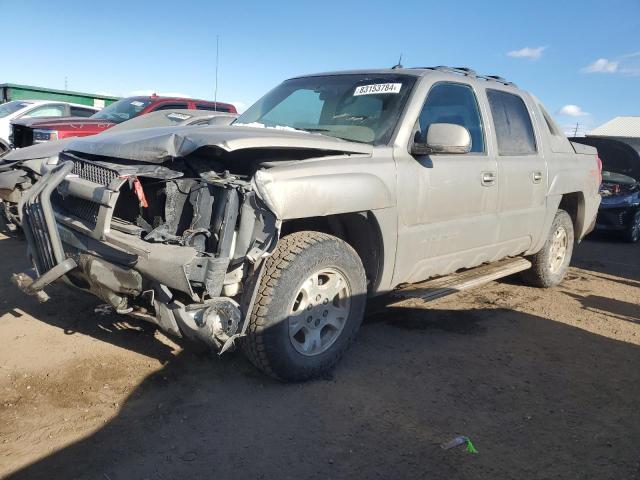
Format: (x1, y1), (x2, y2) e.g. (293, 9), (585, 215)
(532, 171), (543, 183)
(481, 171), (496, 186)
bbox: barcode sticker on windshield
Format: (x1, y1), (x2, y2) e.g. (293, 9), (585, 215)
(354, 83), (402, 96)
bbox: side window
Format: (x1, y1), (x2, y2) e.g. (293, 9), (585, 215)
(70, 106), (96, 117)
(417, 82), (485, 153)
(487, 90), (537, 155)
(22, 104), (66, 118)
(538, 103), (563, 137)
(196, 103), (230, 112)
(153, 103), (189, 111)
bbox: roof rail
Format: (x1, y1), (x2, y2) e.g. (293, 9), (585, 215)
(409, 65), (517, 87)
(423, 66), (477, 77)
(478, 74), (516, 87)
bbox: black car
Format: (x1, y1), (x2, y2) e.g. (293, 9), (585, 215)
(598, 171), (640, 242)
(571, 136), (640, 242)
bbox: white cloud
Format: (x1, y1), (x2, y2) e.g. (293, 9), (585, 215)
(507, 46), (546, 60)
(581, 58), (619, 74)
(557, 105), (589, 117)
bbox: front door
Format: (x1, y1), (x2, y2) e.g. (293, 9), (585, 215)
(393, 81), (499, 285)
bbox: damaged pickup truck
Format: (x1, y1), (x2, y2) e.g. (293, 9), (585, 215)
(12, 67), (601, 381)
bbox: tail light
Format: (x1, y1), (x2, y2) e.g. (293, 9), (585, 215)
(596, 155), (602, 184)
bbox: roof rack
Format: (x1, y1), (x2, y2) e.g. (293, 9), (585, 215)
(409, 66), (517, 87)
(478, 74), (516, 87)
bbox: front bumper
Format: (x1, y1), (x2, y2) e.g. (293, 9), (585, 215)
(14, 160), (245, 350)
(595, 205), (639, 232)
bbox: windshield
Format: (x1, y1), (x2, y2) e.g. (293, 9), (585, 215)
(235, 74), (416, 144)
(91, 97), (152, 123)
(0, 101), (32, 118)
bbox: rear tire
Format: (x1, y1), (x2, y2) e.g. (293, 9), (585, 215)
(521, 209), (574, 288)
(242, 231), (366, 382)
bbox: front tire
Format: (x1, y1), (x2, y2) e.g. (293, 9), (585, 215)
(521, 209), (574, 288)
(242, 231), (367, 382)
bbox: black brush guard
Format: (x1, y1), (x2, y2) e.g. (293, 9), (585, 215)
(11, 161), (77, 301)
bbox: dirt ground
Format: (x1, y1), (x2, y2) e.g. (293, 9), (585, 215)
(0, 226), (638, 480)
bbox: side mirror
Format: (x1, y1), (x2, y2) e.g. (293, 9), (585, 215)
(411, 123), (472, 155)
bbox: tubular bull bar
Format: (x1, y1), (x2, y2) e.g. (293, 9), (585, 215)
(11, 161), (77, 301)
(9, 160), (250, 352)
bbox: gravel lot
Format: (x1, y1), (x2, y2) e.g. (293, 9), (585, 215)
(0, 226), (638, 480)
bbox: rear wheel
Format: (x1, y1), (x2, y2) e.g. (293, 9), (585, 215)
(521, 209), (574, 288)
(242, 231), (366, 382)
(623, 210), (640, 243)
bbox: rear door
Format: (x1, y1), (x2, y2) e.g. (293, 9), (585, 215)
(486, 89), (547, 251)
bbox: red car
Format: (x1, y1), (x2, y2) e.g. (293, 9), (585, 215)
(10, 95), (236, 147)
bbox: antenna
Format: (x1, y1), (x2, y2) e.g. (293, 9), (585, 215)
(214, 35), (219, 110)
(573, 122), (580, 137)
(391, 53), (403, 69)
(64, 76), (68, 90)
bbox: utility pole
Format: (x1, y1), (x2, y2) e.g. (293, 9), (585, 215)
(214, 35), (219, 109)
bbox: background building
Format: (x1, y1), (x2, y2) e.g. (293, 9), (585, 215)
(0, 83), (119, 110)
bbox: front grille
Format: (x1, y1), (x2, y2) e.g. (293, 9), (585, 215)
(596, 208), (629, 227)
(52, 191), (101, 225)
(71, 160), (118, 187)
(25, 203), (57, 272)
(11, 125), (33, 148)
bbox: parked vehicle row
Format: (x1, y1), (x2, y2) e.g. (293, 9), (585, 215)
(10, 94), (237, 148)
(4, 66), (602, 382)
(0, 100), (99, 153)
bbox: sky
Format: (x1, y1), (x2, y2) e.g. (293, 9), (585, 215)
(1, 0), (638, 135)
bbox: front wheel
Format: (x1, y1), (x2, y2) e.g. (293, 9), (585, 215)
(521, 209), (574, 288)
(242, 231), (367, 382)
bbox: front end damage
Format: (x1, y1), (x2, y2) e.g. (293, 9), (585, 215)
(14, 150), (278, 351)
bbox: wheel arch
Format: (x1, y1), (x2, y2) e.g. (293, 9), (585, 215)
(281, 211), (385, 294)
(528, 192), (587, 255)
(558, 191), (586, 240)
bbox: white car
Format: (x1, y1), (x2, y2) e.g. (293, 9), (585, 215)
(0, 100), (99, 153)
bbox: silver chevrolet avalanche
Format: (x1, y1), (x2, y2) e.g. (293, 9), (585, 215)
(10, 67), (601, 381)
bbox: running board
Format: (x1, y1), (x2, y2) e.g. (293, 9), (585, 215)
(391, 257), (532, 304)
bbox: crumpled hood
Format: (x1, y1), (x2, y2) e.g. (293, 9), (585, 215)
(11, 117), (115, 129)
(2, 138), (73, 162)
(64, 124), (374, 163)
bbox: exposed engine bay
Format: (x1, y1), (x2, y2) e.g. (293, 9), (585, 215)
(599, 171), (639, 198)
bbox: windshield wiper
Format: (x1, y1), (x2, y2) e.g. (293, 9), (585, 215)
(298, 128), (330, 132)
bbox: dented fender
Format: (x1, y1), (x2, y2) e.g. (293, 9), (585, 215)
(252, 169), (393, 219)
